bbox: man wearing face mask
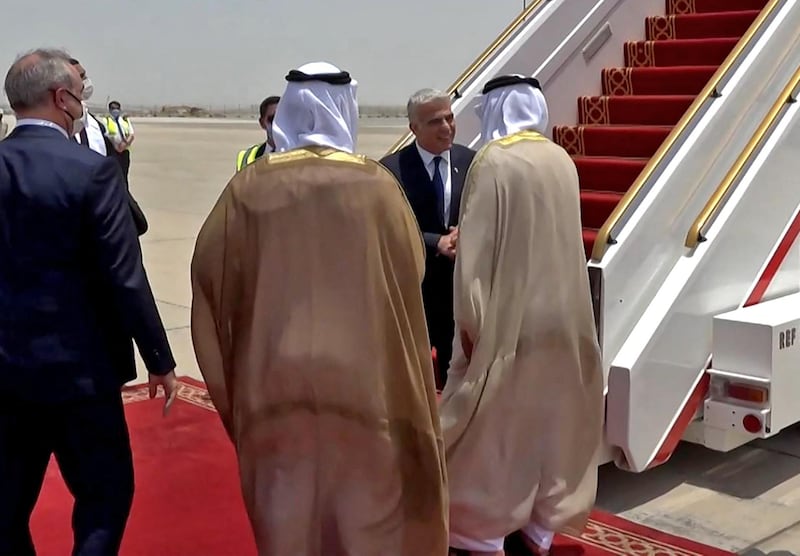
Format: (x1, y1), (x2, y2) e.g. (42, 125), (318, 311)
(104, 100), (135, 183)
(68, 59), (148, 235)
(235, 95), (279, 171)
(0, 48), (177, 555)
(68, 58), (107, 155)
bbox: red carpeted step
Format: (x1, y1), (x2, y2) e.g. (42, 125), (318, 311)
(625, 38), (738, 67)
(582, 191), (624, 229)
(578, 95), (695, 125)
(666, 0), (769, 15)
(573, 0), (767, 259)
(554, 125), (672, 157)
(573, 156), (648, 193)
(602, 66), (717, 95)
(646, 11), (760, 40)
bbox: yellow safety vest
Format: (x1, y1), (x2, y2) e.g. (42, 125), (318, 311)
(104, 116), (133, 151)
(235, 143), (267, 172)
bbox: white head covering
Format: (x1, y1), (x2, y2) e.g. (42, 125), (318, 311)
(272, 61), (359, 153)
(475, 75), (549, 146)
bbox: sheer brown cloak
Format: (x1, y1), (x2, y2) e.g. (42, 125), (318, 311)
(191, 147), (448, 555)
(440, 131), (604, 540)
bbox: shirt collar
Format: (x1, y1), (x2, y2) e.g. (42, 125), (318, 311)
(415, 141), (451, 168)
(15, 118), (69, 139)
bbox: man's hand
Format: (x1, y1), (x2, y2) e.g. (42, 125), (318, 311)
(437, 227), (458, 260)
(448, 226), (459, 251)
(149, 370), (179, 416)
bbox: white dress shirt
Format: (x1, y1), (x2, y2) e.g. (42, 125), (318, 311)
(416, 142), (453, 225)
(75, 112), (107, 155)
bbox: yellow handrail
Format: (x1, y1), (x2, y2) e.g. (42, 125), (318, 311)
(685, 65), (800, 248)
(385, 0), (547, 155)
(590, 0), (784, 261)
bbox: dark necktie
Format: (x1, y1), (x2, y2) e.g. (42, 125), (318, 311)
(71, 129), (90, 148)
(116, 118), (127, 140)
(432, 156), (445, 224)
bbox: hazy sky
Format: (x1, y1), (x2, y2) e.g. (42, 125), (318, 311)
(1, 0), (522, 108)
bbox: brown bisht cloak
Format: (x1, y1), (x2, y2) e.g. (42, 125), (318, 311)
(190, 146), (448, 556)
(440, 131), (604, 542)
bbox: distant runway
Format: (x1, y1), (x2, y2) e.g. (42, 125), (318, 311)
(132, 115), (407, 128)
(2, 114), (408, 147)
(4, 114), (408, 158)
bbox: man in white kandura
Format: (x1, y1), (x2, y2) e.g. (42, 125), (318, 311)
(439, 74), (605, 556)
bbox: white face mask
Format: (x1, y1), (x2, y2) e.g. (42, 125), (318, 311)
(71, 101), (87, 136)
(82, 78), (94, 101)
(61, 90), (86, 137)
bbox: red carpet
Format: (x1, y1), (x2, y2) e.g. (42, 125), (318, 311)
(30, 378), (255, 556)
(29, 379), (733, 555)
(553, 0), (770, 258)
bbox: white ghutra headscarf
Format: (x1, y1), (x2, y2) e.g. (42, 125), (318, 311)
(272, 61), (359, 153)
(475, 74), (549, 146)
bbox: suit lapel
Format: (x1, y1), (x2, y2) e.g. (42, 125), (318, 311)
(404, 144), (469, 228)
(405, 144), (431, 185)
(405, 145), (446, 227)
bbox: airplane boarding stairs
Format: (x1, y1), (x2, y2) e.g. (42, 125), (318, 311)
(554, 0), (770, 259)
(386, 0), (800, 471)
(606, 64), (800, 472)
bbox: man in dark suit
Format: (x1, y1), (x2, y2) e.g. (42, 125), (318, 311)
(0, 48), (177, 556)
(381, 89), (476, 386)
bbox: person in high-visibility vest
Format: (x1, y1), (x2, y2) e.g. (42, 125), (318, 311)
(104, 100), (135, 184)
(235, 95), (279, 172)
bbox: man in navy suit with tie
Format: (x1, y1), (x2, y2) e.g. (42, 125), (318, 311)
(381, 89), (476, 386)
(0, 48), (177, 555)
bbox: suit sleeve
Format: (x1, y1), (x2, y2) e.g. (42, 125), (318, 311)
(423, 232), (442, 253)
(86, 157), (175, 375)
(381, 155), (442, 254)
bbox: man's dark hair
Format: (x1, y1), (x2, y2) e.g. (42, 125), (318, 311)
(108, 100), (121, 109)
(259, 96), (280, 120)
